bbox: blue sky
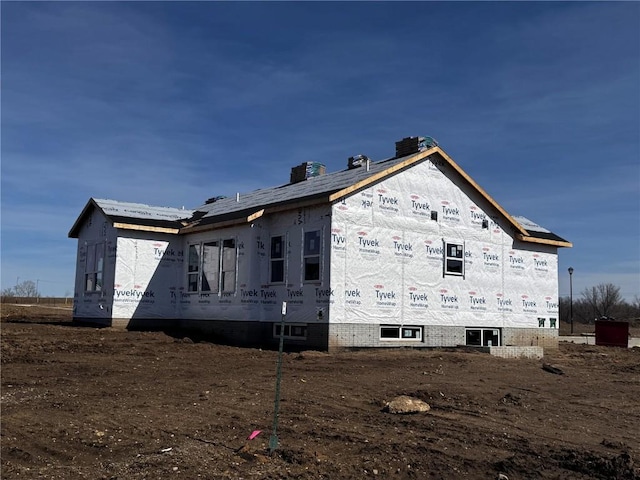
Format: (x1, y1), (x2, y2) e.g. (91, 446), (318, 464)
(2, 2), (639, 300)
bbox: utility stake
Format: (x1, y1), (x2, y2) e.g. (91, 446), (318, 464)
(269, 301), (287, 453)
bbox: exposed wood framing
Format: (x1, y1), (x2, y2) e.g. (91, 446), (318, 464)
(113, 223), (180, 234)
(516, 234), (573, 248)
(247, 209), (265, 222)
(328, 148), (436, 202)
(180, 217), (252, 234)
(328, 146), (530, 238)
(261, 197), (330, 216)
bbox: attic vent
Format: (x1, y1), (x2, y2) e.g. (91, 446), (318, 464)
(205, 195), (227, 204)
(348, 154), (370, 170)
(290, 161), (326, 184)
(395, 136), (439, 158)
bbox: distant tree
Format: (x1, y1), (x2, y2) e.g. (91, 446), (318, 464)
(559, 295), (593, 325)
(14, 280), (38, 298)
(1, 287), (16, 297)
(581, 283), (622, 319)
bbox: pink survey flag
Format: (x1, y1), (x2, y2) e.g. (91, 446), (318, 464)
(247, 430), (262, 440)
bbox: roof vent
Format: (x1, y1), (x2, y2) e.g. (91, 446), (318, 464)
(347, 154), (370, 170)
(395, 136), (439, 158)
(290, 161), (326, 184)
(205, 195), (227, 205)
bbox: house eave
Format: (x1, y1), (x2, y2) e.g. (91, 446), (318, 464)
(113, 222), (181, 235)
(516, 233), (573, 248)
(181, 196), (332, 234)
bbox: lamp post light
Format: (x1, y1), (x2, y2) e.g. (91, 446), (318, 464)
(568, 267), (574, 334)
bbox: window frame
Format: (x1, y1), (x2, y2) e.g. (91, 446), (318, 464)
(465, 328), (501, 347)
(273, 323), (308, 340)
(269, 234), (286, 284)
(84, 242), (105, 293)
(379, 325), (423, 342)
(444, 240), (465, 277)
(221, 238), (237, 293)
(187, 238), (237, 294)
(201, 241), (221, 293)
(302, 228), (322, 283)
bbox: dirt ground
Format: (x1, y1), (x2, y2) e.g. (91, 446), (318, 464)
(2, 304), (639, 480)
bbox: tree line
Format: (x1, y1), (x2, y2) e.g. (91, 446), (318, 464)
(559, 283), (639, 325)
(2, 280), (39, 298)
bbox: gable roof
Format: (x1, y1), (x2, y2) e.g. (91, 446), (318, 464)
(180, 146), (571, 248)
(69, 146), (571, 248)
(68, 198), (194, 238)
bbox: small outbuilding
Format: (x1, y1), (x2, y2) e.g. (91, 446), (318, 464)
(69, 138), (571, 351)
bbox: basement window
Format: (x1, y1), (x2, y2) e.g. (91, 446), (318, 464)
(274, 323), (307, 339)
(444, 241), (464, 276)
(84, 242), (105, 292)
(380, 325), (423, 341)
(270, 235), (286, 283)
(303, 230), (322, 282)
(465, 328), (501, 347)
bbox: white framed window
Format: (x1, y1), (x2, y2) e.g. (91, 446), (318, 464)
(465, 328), (500, 347)
(85, 242), (105, 292)
(444, 241), (464, 276)
(303, 229), (322, 282)
(380, 325), (423, 341)
(270, 235), (286, 283)
(273, 323), (307, 339)
(187, 238), (237, 294)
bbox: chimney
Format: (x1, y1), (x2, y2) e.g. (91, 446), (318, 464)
(290, 161), (326, 184)
(395, 136), (439, 158)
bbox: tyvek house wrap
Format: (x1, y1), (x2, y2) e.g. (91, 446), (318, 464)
(329, 156), (559, 328)
(112, 235), (183, 320)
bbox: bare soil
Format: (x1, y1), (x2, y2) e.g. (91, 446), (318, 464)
(2, 304), (639, 479)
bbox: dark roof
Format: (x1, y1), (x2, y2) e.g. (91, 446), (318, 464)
(69, 146), (571, 248)
(68, 198), (193, 238)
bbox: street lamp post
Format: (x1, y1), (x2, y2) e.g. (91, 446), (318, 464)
(568, 267), (574, 334)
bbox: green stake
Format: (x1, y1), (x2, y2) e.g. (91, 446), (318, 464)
(270, 301), (287, 453)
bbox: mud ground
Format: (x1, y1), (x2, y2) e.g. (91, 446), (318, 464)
(2, 304), (639, 479)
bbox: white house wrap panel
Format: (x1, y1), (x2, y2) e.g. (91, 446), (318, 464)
(70, 142), (569, 350)
(329, 157), (559, 329)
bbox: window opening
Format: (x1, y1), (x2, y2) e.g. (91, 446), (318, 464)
(444, 241), (464, 276)
(221, 239), (236, 293)
(465, 328), (501, 347)
(274, 323), (307, 339)
(303, 230), (321, 282)
(202, 241), (220, 293)
(85, 242), (105, 292)
(187, 244), (201, 292)
(380, 325), (423, 341)
(187, 238), (237, 294)
(270, 235), (285, 283)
